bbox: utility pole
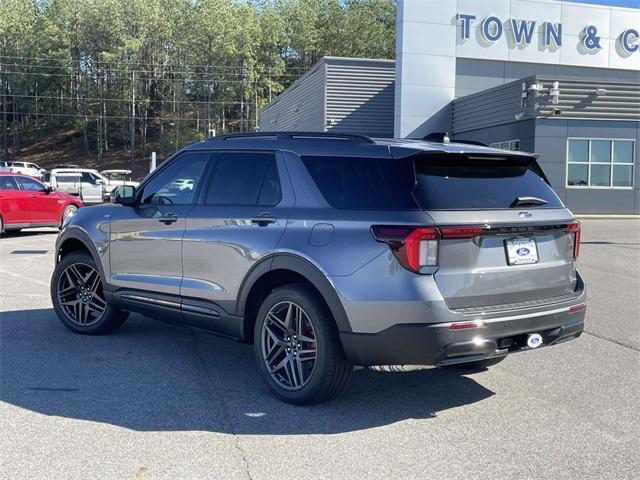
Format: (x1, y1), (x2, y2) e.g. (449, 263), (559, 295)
(130, 69), (136, 166)
(2, 74), (8, 162)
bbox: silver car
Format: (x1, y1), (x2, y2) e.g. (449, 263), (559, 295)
(50, 133), (586, 404)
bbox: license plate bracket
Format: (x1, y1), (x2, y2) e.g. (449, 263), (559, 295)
(505, 236), (539, 265)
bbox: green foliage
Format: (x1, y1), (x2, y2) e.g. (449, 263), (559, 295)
(0, 0), (396, 160)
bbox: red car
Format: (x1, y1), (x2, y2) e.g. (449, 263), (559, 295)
(0, 172), (83, 234)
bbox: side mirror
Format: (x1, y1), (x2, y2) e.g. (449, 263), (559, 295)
(111, 185), (136, 205)
(44, 186), (54, 194)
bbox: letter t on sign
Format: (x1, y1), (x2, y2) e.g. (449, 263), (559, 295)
(458, 14), (476, 40)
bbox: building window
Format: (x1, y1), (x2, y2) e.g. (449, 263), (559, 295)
(567, 139), (635, 188)
(490, 139), (520, 151)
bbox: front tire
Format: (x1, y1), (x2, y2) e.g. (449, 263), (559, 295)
(254, 285), (352, 405)
(51, 251), (128, 334)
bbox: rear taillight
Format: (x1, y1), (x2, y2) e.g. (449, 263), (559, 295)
(439, 226), (484, 239)
(449, 320), (485, 330)
(567, 221), (581, 259)
(371, 226), (439, 273)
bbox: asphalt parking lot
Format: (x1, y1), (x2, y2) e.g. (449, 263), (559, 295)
(1, 219), (638, 480)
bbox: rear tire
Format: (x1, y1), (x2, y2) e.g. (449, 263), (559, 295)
(254, 285), (352, 405)
(51, 251), (129, 334)
(451, 356), (506, 370)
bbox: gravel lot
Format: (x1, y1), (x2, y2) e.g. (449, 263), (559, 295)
(1, 219), (638, 480)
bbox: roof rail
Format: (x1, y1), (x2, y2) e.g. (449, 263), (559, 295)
(208, 131), (375, 144)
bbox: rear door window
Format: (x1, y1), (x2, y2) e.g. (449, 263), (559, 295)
(205, 152), (281, 206)
(0, 176), (19, 190)
(412, 155), (563, 210)
(301, 156), (417, 210)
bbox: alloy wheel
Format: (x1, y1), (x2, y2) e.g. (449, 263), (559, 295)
(56, 263), (107, 326)
(261, 301), (318, 391)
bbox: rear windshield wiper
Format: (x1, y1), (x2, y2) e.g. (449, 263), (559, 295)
(510, 196), (548, 208)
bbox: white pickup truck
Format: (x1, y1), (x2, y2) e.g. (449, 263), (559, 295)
(99, 169), (139, 198)
(43, 168), (139, 204)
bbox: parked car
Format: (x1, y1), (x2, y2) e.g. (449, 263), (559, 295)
(100, 169), (139, 199)
(0, 172), (83, 234)
(50, 132), (586, 404)
(9, 161), (45, 179)
(49, 168), (104, 204)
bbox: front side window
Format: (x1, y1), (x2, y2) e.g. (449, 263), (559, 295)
(567, 139), (634, 188)
(205, 152), (281, 206)
(16, 176), (46, 192)
(81, 172), (99, 184)
(139, 152), (210, 205)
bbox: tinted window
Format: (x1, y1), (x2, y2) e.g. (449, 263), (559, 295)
(81, 172), (99, 183)
(302, 156), (417, 210)
(16, 176), (46, 192)
(56, 175), (80, 183)
(0, 176), (19, 190)
(413, 156), (563, 210)
(139, 152), (209, 205)
(258, 160), (282, 206)
(206, 152), (281, 206)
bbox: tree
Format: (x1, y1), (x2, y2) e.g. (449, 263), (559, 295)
(0, 0), (396, 161)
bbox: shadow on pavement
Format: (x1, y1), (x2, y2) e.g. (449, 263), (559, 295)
(0, 229), (59, 238)
(0, 308), (494, 435)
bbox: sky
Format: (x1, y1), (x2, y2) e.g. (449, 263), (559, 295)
(561, 0), (640, 8)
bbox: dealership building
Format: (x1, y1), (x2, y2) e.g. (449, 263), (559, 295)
(260, 0), (640, 214)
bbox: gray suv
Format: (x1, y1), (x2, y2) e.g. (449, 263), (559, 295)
(51, 133), (586, 404)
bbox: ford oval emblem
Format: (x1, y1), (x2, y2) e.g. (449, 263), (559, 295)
(518, 211), (533, 218)
(527, 333), (543, 349)
(517, 247), (530, 256)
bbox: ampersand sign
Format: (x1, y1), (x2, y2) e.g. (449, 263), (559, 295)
(583, 26), (601, 50)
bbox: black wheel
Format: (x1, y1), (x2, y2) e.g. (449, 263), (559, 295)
(51, 251), (129, 334)
(254, 285), (352, 405)
(450, 356), (506, 370)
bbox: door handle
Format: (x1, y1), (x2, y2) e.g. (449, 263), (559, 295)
(158, 213), (178, 225)
(251, 213), (277, 227)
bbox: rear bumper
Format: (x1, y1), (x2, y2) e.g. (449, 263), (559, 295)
(339, 305), (586, 366)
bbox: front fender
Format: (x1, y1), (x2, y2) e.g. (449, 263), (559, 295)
(55, 222), (110, 287)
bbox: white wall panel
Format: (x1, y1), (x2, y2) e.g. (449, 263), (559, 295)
(395, 0), (639, 138)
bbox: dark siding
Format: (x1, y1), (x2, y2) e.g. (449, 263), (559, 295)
(259, 62), (325, 132)
(259, 57), (396, 137)
(325, 58), (395, 137)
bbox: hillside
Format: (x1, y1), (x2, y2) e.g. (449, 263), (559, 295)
(17, 130), (163, 181)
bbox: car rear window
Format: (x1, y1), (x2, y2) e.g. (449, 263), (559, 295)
(301, 156), (417, 210)
(412, 155), (563, 210)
